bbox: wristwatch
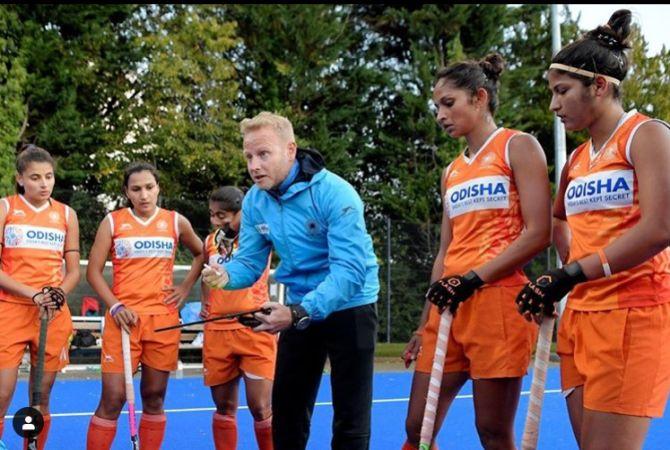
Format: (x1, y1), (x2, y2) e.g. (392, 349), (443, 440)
(289, 304), (311, 330)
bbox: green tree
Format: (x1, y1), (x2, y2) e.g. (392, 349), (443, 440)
(623, 25), (670, 121)
(110, 5), (243, 201)
(0, 6), (26, 195)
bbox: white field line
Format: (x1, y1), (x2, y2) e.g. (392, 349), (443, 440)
(5, 389), (562, 419)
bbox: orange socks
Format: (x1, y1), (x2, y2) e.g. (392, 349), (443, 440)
(139, 413), (166, 450)
(213, 413), (237, 450)
(254, 416), (273, 450)
(86, 415), (118, 450)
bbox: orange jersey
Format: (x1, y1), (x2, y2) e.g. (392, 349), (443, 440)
(564, 110), (670, 311)
(109, 207), (179, 314)
(204, 231), (271, 331)
(0, 195), (70, 304)
(442, 128), (527, 285)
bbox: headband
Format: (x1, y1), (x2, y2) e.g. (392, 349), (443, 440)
(549, 63), (621, 86)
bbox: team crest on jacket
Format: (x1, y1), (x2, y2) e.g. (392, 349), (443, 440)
(255, 224), (270, 235)
(305, 219), (320, 236)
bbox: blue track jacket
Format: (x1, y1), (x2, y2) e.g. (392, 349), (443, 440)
(222, 149), (379, 321)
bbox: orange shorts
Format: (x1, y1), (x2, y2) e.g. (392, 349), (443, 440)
(0, 301), (73, 371)
(203, 327), (277, 386)
(101, 311), (180, 373)
(416, 285), (537, 379)
(557, 304), (670, 417)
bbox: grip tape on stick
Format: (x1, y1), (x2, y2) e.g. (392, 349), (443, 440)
(419, 311), (453, 450)
(122, 329), (139, 450)
(521, 317), (555, 450)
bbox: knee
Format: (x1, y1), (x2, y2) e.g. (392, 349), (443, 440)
(214, 398), (238, 416)
(475, 421), (513, 450)
(248, 402), (272, 422)
(140, 388), (165, 413)
(97, 392), (126, 419)
(0, 390), (13, 415)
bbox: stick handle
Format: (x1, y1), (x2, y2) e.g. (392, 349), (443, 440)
(32, 316), (49, 407)
(27, 315), (49, 449)
(154, 307), (271, 332)
(121, 329), (139, 447)
(521, 317), (555, 450)
(419, 311), (453, 450)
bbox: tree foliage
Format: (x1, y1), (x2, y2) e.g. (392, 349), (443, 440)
(2, 5), (668, 341)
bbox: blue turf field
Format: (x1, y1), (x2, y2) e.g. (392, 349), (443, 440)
(2, 367), (669, 449)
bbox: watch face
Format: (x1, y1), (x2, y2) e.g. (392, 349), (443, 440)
(295, 316), (310, 330)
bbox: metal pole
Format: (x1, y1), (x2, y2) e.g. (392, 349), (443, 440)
(551, 4), (569, 318)
(386, 216), (392, 343)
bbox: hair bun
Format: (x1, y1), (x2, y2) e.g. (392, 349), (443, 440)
(479, 53), (505, 81)
(588, 9), (632, 50)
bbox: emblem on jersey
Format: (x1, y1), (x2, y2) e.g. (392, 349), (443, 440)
(4, 226), (23, 247)
(448, 169), (459, 179)
(48, 211), (60, 223)
(445, 175), (511, 218)
(120, 223), (133, 231)
(157, 220), (168, 231)
(115, 240), (133, 258)
(565, 169), (634, 216)
(255, 224), (270, 235)
(12, 209), (25, 217)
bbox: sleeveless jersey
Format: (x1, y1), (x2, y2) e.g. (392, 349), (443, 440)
(564, 110), (670, 311)
(204, 231), (271, 331)
(442, 128), (527, 286)
(0, 195), (70, 304)
(109, 207), (179, 314)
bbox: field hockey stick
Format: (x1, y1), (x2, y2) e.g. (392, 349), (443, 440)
(154, 307), (272, 332)
(121, 329), (139, 450)
(419, 311), (453, 450)
(521, 316), (555, 450)
(27, 313), (48, 450)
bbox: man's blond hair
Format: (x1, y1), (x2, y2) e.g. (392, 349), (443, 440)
(240, 111), (295, 143)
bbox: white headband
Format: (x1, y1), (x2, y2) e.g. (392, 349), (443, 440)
(549, 63), (621, 86)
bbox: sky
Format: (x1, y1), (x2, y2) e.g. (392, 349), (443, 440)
(567, 4), (670, 55)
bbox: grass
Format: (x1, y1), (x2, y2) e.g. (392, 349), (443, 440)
(375, 342), (407, 358)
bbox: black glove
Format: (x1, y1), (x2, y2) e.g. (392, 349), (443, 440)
(237, 307), (271, 328)
(34, 286), (66, 310)
(516, 262), (587, 316)
(425, 271), (484, 314)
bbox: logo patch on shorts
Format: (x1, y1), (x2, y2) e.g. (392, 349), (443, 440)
(103, 353), (114, 363)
